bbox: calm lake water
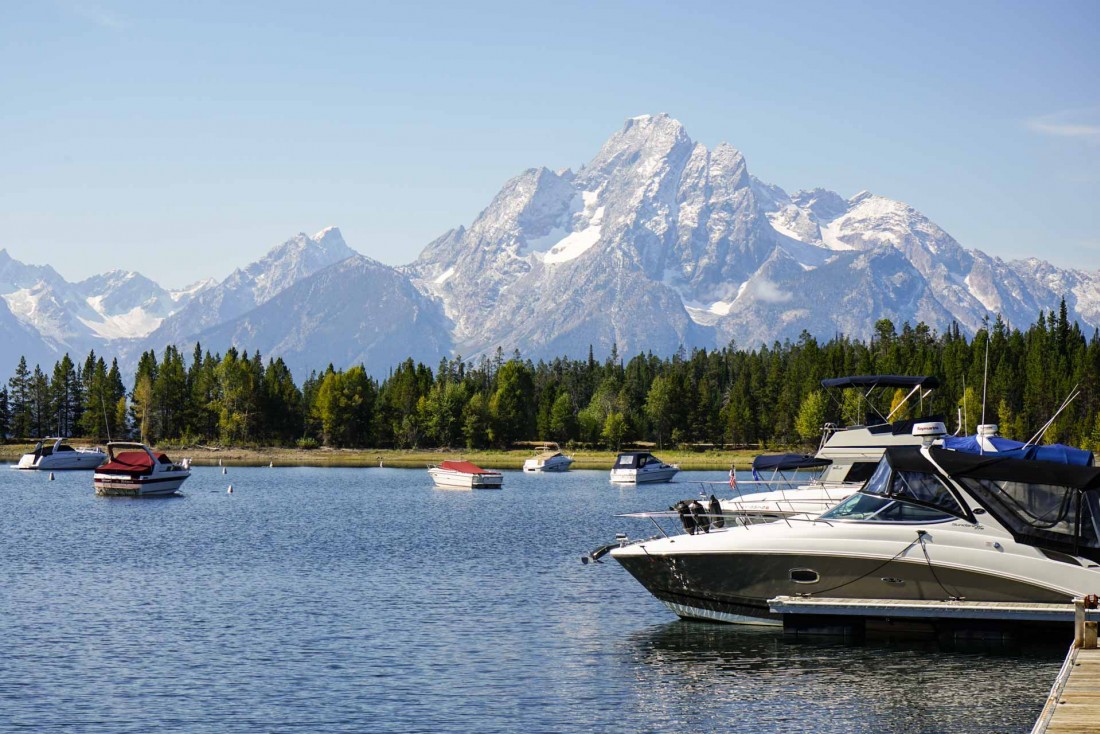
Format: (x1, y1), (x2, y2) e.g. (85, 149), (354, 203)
(0, 465), (1066, 733)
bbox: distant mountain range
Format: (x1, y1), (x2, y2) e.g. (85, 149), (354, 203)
(3, 114), (1098, 379)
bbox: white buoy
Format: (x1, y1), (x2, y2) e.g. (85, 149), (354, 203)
(218, 458), (223, 467)
(227, 485), (233, 493)
(49, 472), (55, 481)
(222, 466), (227, 475)
(269, 461), (273, 468)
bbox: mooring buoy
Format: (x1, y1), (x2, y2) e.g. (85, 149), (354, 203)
(227, 485), (233, 494)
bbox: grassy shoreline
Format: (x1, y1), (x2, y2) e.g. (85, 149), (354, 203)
(0, 441), (762, 471)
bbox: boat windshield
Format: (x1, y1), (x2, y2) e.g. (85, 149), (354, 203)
(819, 459), (966, 523)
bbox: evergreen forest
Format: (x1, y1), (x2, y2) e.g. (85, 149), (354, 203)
(3, 304), (1100, 453)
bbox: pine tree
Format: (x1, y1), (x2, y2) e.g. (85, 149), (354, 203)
(0, 387), (10, 440)
(8, 357), (32, 439)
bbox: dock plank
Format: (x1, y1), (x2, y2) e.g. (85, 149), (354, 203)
(1041, 648), (1100, 734)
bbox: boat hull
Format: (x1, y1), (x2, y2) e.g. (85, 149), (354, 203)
(610, 467), (679, 484)
(93, 474), (189, 497)
(428, 469), (503, 489)
(523, 457), (574, 473)
(612, 546), (1078, 625)
(16, 452), (107, 471)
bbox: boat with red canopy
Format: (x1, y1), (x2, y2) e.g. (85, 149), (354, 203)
(427, 460), (503, 489)
(93, 442), (192, 497)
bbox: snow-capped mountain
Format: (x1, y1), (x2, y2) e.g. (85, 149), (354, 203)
(3, 113), (1099, 379)
(147, 226), (356, 346)
(192, 254), (453, 379)
(0, 247), (214, 367)
(409, 114), (1100, 357)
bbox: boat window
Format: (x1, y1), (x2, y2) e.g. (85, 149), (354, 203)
(820, 492), (892, 520)
(860, 463), (965, 517)
(843, 462), (878, 484)
(819, 492), (958, 523)
(617, 455), (633, 466)
(789, 569), (819, 584)
(960, 478), (1100, 557)
(56, 445), (74, 452)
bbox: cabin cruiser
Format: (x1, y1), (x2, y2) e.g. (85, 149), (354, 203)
(428, 460), (503, 489)
(609, 441), (1100, 625)
(93, 442), (191, 497)
(523, 443), (575, 473)
(721, 421), (953, 523)
(610, 452), (679, 484)
(15, 437), (107, 470)
(713, 375), (944, 522)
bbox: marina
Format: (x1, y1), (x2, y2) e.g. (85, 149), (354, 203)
(0, 465), (1070, 733)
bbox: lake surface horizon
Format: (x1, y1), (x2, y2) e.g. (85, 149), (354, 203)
(0, 466), (1065, 733)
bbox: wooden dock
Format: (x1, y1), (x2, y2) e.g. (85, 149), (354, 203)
(1032, 647), (1100, 733)
(769, 596), (1079, 623)
(1032, 597), (1100, 734)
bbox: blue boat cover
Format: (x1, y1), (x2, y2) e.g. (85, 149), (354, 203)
(942, 434), (1094, 466)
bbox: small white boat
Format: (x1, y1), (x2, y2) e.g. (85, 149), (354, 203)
(93, 442), (191, 497)
(15, 437), (107, 470)
(428, 460), (503, 489)
(610, 452), (679, 484)
(523, 443), (574, 473)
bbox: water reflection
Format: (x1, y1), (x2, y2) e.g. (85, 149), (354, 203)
(621, 620), (1064, 734)
(0, 466), (1068, 734)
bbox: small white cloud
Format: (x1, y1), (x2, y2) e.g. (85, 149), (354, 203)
(751, 278), (792, 304)
(1026, 108), (1100, 142)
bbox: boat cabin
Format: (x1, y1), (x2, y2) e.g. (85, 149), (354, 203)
(615, 452), (667, 469)
(821, 446), (1100, 562)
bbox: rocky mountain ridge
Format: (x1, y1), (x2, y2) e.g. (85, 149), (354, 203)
(2, 114), (1097, 377)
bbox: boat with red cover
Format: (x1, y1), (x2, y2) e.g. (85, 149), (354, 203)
(93, 442), (192, 497)
(427, 460), (503, 489)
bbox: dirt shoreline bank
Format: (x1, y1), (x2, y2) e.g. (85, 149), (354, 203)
(0, 442), (762, 471)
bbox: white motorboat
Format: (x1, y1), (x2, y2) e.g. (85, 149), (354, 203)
(713, 375), (945, 522)
(93, 442), (191, 497)
(609, 440), (1100, 625)
(428, 460), (503, 489)
(720, 421), (951, 523)
(15, 437), (107, 471)
(523, 443), (574, 473)
(610, 452), (679, 484)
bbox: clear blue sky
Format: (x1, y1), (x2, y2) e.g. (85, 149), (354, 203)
(2, 0), (1097, 287)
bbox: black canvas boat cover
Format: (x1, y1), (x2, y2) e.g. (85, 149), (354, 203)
(751, 453), (832, 472)
(820, 375), (940, 390)
(882, 446), (1100, 561)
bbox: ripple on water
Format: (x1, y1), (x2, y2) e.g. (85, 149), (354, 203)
(0, 467), (1065, 733)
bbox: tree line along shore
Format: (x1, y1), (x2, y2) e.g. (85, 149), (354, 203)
(0, 302), (1098, 456)
(0, 443), (759, 470)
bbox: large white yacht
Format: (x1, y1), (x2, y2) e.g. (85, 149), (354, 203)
(610, 440), (1100, 625)
(16, 438), (107, 471)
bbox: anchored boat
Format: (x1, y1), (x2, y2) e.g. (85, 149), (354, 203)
(428, 460), (503, 489)
(93, 442), (191, 497)
(523, 443), (575, 473)
(16, 437), (107, 471)
(610, 452), (679, 484)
